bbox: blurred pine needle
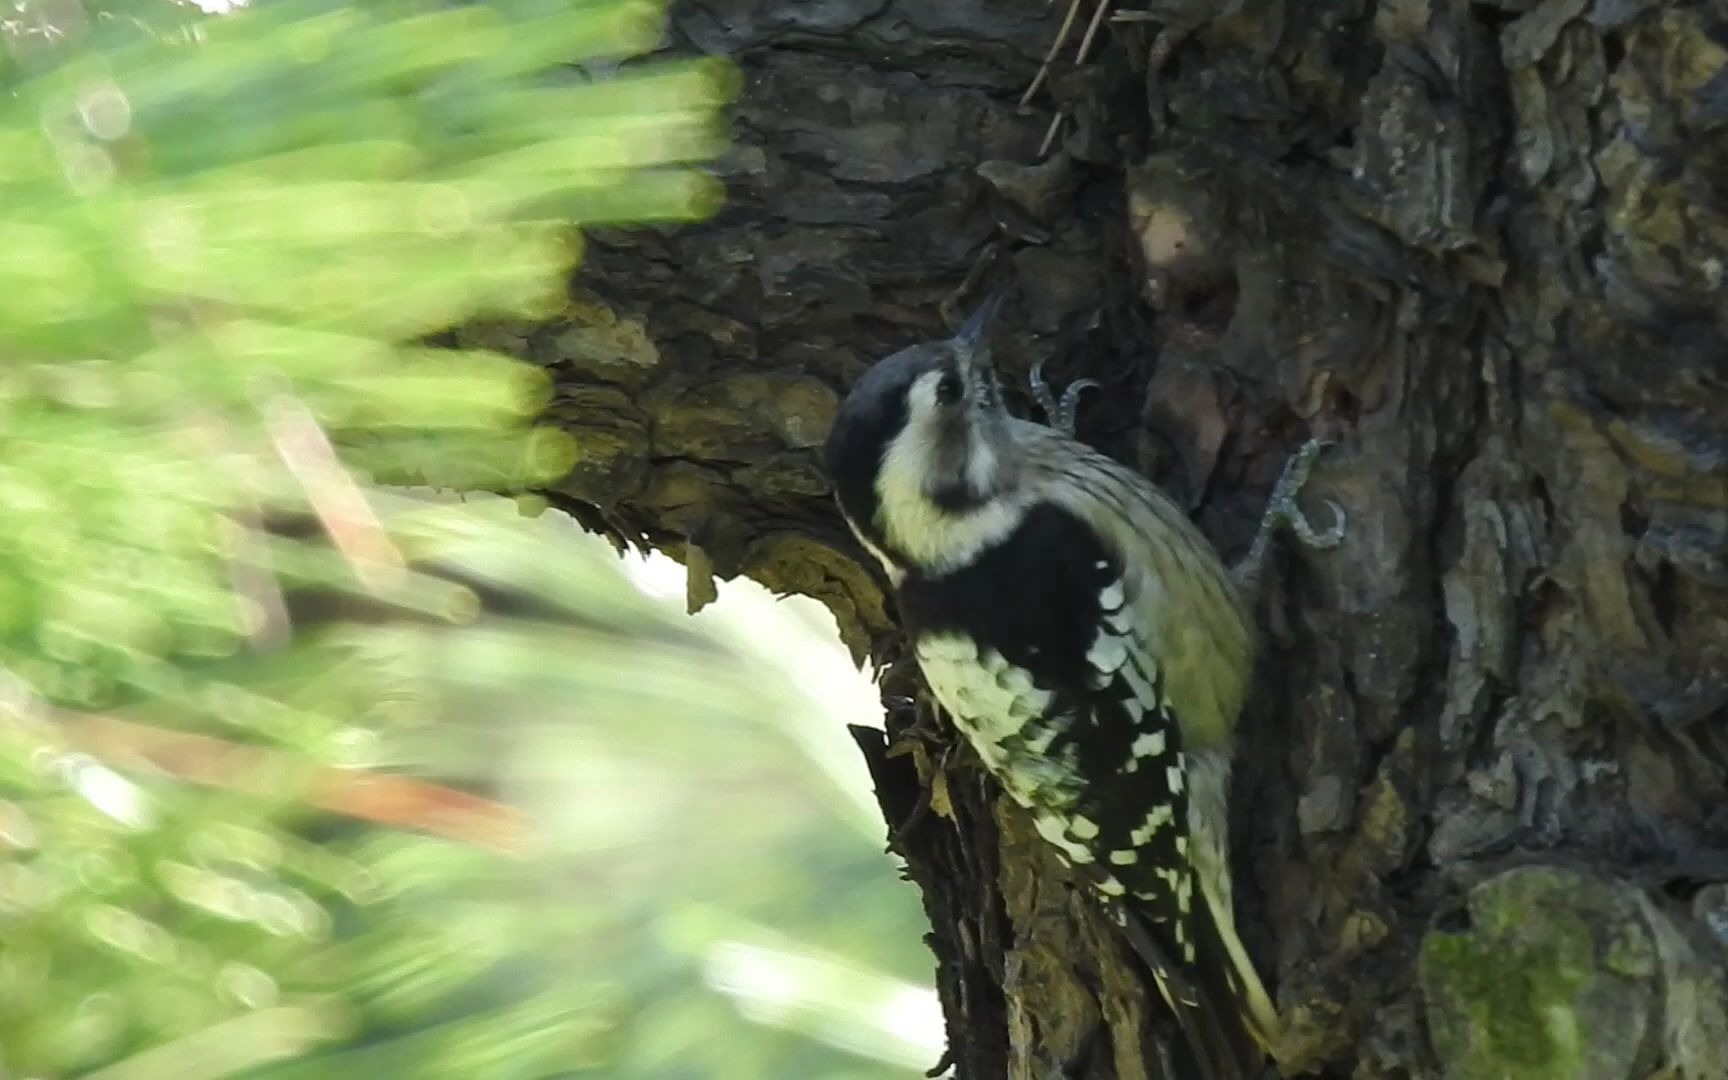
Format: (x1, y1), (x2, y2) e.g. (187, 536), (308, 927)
(0, 2), (936, 1077)
(54, 712), (534, 854)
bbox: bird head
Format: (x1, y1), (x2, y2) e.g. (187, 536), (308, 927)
(823, 293), (1019, 570)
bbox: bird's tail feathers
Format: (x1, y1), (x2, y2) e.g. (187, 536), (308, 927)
(1123, 901), (1268, 1080)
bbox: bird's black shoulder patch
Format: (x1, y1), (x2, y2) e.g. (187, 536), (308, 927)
(897, 501), (1121, 689)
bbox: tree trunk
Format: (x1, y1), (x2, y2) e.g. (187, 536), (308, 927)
(463, 2), (1728, 1076)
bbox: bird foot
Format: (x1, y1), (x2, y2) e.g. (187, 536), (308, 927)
(1029, 360), (1099, 436)
(1264, 438), (1347, 550)
(1233, 438), (1346, 593)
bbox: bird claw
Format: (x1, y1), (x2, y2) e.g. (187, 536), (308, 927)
(1291, 498), (1348, 548)
(1029, 359), (1099, 436)
(1262, 439), (1346, 550)
(1233, 438), (1346, 593)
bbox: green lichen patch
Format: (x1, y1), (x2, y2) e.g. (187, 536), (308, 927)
(1420, 866), (1656, 1080)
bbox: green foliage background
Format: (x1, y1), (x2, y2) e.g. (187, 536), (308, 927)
(0, 2), (931, 1076)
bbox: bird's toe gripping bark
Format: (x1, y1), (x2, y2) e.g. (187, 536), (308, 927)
(1235, 438), (1346, 593)
(1028, 360), (1099, 437)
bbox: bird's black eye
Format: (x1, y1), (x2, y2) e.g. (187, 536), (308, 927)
(935, 372), (962, 405)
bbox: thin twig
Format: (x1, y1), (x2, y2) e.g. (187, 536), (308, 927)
(1030, 1), (1114, 158)
(1020, 0), (1086, 106)
(1075, 0), (1113, 67)
(260, 393), (405, 595)
(1037, 113), (1065, 158)
(57, 712), (533, 854)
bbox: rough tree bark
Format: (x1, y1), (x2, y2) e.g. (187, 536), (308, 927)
(459, 2), (1728, 1076)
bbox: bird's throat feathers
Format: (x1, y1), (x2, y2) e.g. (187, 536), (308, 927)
(870, 415), (1024, 577)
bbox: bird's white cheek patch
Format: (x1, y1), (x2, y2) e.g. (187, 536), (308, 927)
(874, 420), (1025, 575)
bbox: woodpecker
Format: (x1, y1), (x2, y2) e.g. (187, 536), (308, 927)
(822, 293), (1343, 1079)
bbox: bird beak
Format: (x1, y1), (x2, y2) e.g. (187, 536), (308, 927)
(953, 290), (1007, 401)
(954, 290), (1005, 355)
